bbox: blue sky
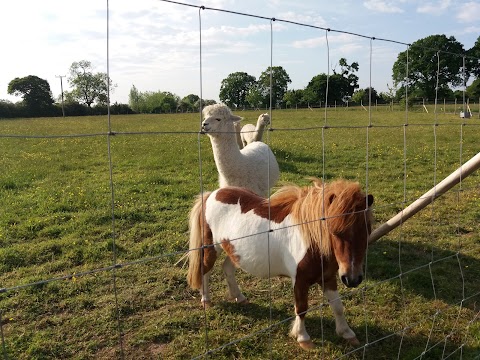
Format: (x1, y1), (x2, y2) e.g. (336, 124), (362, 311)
(1, 0), (479, 105)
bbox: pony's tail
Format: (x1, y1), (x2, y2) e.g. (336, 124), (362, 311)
(187, 192), (211, 290)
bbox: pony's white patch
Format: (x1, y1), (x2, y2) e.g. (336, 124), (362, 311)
(222, 257), (247, 303)
(200, 272), (211, 304)
(206, 190), (308, 279)
(324, 289), (356, 340)
(337, 253), (356, 279)
(290, 316), (310, 342)
(337, 261), (347, 277)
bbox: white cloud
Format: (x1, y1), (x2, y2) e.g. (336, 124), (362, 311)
(456, 1), (480, 22)
(208, 24), (272, 37)
(331, 43), (365, 57)
(276, 11), (328, 27)
(293, 33), (363, 49)
(292, 37), (325, 49)
(417, 0), (452, 15)
(363, 0), (404, 13)
(195, 0), (235, 8)
(461, 25), (480, 34)
(267, 0), (282, 6)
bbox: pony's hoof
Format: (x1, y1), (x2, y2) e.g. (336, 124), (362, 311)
(298, 340), (315, 350)
(345, 336), (360, 346)
(237, 298), (249, 305)
(202, 300), (212, 308)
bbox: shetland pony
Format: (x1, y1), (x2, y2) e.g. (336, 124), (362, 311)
(187, 179), (374, 349)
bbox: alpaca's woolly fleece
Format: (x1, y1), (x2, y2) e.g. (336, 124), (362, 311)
(240, 113), (270, 147)
(201, 104), (279, 197)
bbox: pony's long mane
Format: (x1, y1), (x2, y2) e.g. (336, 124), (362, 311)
(268, 178), (369, 256)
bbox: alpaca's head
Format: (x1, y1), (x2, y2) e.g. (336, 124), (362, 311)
(258, 113), (270, 126)
(201, 104), (242, 136)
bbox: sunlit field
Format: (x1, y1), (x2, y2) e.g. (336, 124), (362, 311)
(0, 107), (479, 359)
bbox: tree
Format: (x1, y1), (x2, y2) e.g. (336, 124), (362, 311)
(467, 36), (480, 78)
(304, 59), (359, 106)
(7, 75), (54, 115)
(328, 74), (358, 104)
(68, 60), (114, 107)
(352, 89), (365, 104)
(304, 73), (328, 106)
(246, 86), (264, 109)
(392, 35), (465, 100)
(110, 102), (133, 115)
(334, 58), (360, 98)
(352, 87), (379, 105)
(198, 99), (216, 108)
(257, 66), (291, 107)
(128, 86), (182, 113)
(219, 72), (257, 108)
(467, 78), (480, 99)
(144, 91), (179, 113)
(179, 94), (200, 112)
(283, 89), (305, 108)
(378, 83), (397, 104)
(320, 58), (361, 104)
(158, 92), (180, 113)
(128, 85), (143, 113)
(0, 99), (18, 118)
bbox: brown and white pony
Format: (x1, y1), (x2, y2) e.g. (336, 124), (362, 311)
(187, 179), (374, 349)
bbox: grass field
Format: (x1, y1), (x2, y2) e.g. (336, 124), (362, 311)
(0, 108), (479, 359)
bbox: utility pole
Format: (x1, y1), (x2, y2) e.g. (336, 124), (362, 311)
(56, 75), (66, 117)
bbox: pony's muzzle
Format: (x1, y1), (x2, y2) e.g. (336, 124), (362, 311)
(341, 274), (363, 288)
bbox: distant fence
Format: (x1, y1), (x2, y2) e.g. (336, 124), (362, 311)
(231, 98), (480, 116)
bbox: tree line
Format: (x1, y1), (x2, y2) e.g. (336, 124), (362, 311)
(1, 34), (479, 119)
(128, 87), (216, 114)
(217, 35), (479, 109)
(0, 60), (131, 118)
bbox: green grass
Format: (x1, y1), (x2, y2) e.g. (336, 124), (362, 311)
(0, 108), (479, 359)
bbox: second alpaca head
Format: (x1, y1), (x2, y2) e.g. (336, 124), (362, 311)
(240, 113), (271, 147)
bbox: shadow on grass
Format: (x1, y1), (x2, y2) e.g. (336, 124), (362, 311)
(181, 237), (479, 358)
(273, 148), (336, 179)
(203, 237), (480, 358)
(211, 297), (477, 359)
(366, 238), (480, 308)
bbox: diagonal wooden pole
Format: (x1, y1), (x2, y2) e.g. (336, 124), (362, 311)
(369, 151), (480, 244)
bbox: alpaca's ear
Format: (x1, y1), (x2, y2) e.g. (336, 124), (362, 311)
(230, 115), (243, 123)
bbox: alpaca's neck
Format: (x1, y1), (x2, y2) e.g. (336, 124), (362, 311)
(208, 132), (242, 175)
(255, 121), (266, 132)
(254, 121), (266, 141)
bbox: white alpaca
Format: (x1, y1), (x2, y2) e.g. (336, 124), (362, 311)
(201, 104), (279, 197)
(240, 113), (271, 148)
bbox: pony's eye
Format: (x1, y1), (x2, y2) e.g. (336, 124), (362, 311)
(215, 118), (221, 121)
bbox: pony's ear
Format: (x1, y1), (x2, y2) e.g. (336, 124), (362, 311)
(328, 193), (336, 205)
(230, 115), (243, 123)
(367, 194), (374, 207)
